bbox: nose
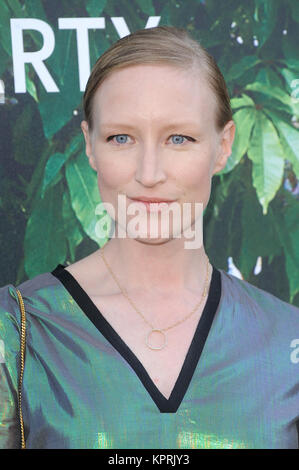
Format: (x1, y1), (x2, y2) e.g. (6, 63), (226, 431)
(134, 144), (167, 187)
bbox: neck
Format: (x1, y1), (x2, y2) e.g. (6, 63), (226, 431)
(100, 237), (209, 296)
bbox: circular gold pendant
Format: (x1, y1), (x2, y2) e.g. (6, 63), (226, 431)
(146, 329), (167, 350)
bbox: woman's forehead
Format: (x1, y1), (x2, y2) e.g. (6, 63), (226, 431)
(92, 64), (217, 129)
(96, 63), (209, 98)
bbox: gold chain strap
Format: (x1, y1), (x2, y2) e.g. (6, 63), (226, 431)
(16, 289), (26, 449)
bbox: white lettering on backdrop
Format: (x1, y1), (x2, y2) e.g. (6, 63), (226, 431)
(9, 16), (161, 93)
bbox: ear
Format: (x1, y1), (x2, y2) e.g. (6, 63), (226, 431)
(81, 120), (97, 172)
(212, 120), (236, 175)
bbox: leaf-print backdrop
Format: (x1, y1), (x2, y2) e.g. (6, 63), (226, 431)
(0, 0), (298, 306)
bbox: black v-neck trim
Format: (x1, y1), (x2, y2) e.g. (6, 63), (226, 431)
(50, 262), (222, 413)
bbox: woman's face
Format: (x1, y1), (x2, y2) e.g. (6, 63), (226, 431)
(82, 63), (235, 242)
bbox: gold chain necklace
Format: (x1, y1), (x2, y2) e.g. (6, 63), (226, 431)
(100, 246), (211, 351)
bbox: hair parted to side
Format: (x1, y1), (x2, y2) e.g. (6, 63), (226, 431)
(83, 25), (233, 133)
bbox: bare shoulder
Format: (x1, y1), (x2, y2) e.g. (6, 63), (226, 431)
(64, 249), (116, 297)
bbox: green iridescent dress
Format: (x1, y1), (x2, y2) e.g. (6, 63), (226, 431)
(0, 263), (299, 449)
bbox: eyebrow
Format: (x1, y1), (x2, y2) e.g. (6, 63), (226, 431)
(100, 121), (200, 131)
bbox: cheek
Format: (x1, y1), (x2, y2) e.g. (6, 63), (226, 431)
(95, 150), (132, 190)
(97, 162), (121, 189)
(174, 149), (213, 191)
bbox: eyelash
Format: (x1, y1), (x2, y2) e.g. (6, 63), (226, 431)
(106, 134), (195, 145)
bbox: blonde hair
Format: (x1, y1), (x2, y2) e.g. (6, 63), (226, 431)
(83, 25), (232, 132)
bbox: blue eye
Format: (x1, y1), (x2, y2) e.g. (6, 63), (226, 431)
(171, 135), (188, 144)
(106, 134), (194, 145)
(107, 134), (129, 144)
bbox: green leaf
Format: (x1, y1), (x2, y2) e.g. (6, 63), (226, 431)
(289, 0), (299, 23)
(281, 58), (299, 73)
(65, 150), (107, 246)
(23, 0), (48, 20)
(244, 82), (294, 113)
(265, 111), (299, 176)
(226, 55), (261, 81)
(37, 30), (82, 138)
(41, 134), (84, 198)
(25, 75), (38, 102)
(12, 104), (42, 165)
(41, 152), (66, 198)
(230, 93), (255, 110)
(279, 68), (299, 116)
(239, 190), (281, 278)
(256, 67), (283, 88)
(6, 0), (23, 15)
(0, 41), (10, 77)
(62, 189), (84, 262)
(253, 0), (278, 47)
(284, 203), (299, 302)
(280, 67), (299, 91)
(218, 107), (256, 175)
(24, 181), (67, 277)
(247, 112), (284, 214)
(204, 190), (236, 269)
(86, 0), (108, 16)
(135, 0), (155, 16)
(65, 133), (85, 158)
(0, 1), (11, 55)
(270, 204), (299, 303)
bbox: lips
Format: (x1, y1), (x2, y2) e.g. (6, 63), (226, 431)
(129, 196), (176, 203)
(127, 196), (177, 213)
